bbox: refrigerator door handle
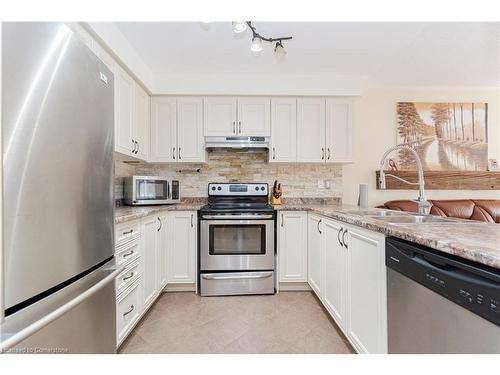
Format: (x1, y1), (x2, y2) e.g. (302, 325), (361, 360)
(0, 261), (124, 353)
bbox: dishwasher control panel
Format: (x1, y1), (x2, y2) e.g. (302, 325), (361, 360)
(386, 237), (500, 327)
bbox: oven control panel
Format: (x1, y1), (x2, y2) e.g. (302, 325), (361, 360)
(208, 183), (268, 196)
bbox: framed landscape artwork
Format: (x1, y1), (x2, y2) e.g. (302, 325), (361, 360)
(395, 102), (488, 171)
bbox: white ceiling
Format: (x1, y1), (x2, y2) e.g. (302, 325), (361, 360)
(112, 22), (499, 88)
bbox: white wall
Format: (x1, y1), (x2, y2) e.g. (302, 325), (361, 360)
(342, 87), (500, 206)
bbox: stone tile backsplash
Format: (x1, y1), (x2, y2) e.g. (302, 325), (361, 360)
(115, 150), (343, 199)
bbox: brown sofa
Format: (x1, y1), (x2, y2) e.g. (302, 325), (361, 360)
(377, 199), (500, 223)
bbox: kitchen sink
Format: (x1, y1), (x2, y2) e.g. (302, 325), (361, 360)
(368, 215), (456, 224)
(342, 209), (407, 217)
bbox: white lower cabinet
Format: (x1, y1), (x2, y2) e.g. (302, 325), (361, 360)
(307, 214), (323, 295)
(322, 218), (347, 331)
(278, 211), (308, 282)
(115, 210), (197, 347)
(307, 213), (387, 354)
(344, 225), (387, 354)
(167, 211), (197, 283)
(141, 215), (159, 310)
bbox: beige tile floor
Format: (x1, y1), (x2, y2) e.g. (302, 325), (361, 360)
(119, 291), (355, 354)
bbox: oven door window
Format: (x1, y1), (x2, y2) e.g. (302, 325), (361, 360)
(136, 179), (169, 200)
(209, 224), (266, 255)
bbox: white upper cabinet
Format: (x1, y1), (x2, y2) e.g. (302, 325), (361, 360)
(177, 97), (205, 163)
(270, 98), (297, 162)
(297, 98), (326, 162)
(326, 98), (353, 163)
(134, 84), (150, 161)
(237, 97), (271, 136)
(204, 97), (237, 136)
(278, 211), (308, 282)
(115, 66), (135, 157)
(150, 97), (177, 162)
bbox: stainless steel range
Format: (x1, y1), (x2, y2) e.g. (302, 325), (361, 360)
(199, 183), (276, 296)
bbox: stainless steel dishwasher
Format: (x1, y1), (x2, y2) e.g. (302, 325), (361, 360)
(386, 237), (500, 354)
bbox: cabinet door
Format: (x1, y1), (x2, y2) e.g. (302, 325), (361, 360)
(115, 66), (135, 156)
(150, 97), (177, 162)
(307, 214), (323, 296)
(134, 84), (150, 161)
(326, 98), (353, 163)
(177, 97), (205, 163)
(204, 97), (237, 136)
(270, 98), (297, 162)
(237, 97), (271, 136)
(297, 98), (326, 162)
(278, 211), (307, 282)
(346, 226), (387, 354)
(167, 212), (196, 283)
(141, 216), (159, 309)
(157, 213), (168, 291)
(322, 219), (347, 331)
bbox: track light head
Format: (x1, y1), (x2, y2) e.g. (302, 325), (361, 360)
(250, 36), (263, 52)
(274, 41), (286, 62)
(232, 22), (247, 34)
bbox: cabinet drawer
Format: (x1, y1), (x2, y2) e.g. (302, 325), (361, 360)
(116, 240), (140, 267)
(116, 279), (140, 344)
(116, 258), (140, 295)
(115, 220), (140, 246)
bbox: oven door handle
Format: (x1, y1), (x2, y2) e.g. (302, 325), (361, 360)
(201, 214), (274, 220)
(201, 272), (273, 280)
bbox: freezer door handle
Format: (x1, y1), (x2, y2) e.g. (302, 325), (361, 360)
(0, 260), (124, 353)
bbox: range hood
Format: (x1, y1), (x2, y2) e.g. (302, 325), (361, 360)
(205, 136), (269, 149)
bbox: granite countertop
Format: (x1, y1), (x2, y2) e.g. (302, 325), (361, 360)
(115, 198), (206, 224)
(114, 197), (500, 270)
(274, 201), (500, 270)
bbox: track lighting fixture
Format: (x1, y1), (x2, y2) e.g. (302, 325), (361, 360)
(232, 21), (292, 59)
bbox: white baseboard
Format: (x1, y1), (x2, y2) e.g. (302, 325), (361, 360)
(164, 283), (196, 292)
(278, 282), (312, 291)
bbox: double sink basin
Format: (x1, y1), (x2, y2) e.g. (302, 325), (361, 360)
(341, 209), (456, 224)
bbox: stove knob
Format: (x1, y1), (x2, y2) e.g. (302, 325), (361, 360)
(261, 186), (265, 191)
(211, 186), (216, 191)
(217, 186), (222, 191)
(255, 186), (259, 191)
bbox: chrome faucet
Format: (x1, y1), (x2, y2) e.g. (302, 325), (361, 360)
(378, 144), (430, 215)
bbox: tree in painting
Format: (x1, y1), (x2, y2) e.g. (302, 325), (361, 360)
(396, 102), (488, 171)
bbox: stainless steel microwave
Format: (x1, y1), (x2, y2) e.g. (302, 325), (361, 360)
(124, 176), (180, 205)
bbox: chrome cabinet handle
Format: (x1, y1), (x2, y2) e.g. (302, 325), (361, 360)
(123, 250), (134, 258)
(337, 228), (344, 246)
(328, 148), (331, 160)
(281, 213), (284, 227)
(238, 121), (241, 134)
(178, 147), (181, 160)
(191, 214), (194, 228)
(202, 272), (272, 281)
(321, 148), (325, 160)
(232, 121), (236, 134)
(172, 147), (175, 159)
(134, 140), (138, 154)
(122, 229), (133, 235)
(342, 229), (348, 249)
(317, 219), (322, 234)
(123, 305), (134, 317)
(273, 147), (276, 160)
(131, 139), (136, 154)
(123, 272), (135, 281)
(157, 217), (162, 232)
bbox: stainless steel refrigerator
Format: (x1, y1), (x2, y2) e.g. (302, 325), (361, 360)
(0, 22), (120, 353)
